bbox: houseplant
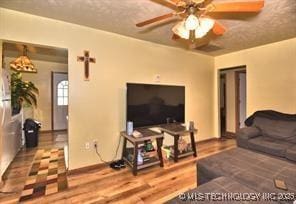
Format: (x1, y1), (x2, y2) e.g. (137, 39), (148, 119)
(11, 72), (39, 115)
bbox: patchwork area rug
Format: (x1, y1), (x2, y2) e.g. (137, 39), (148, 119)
(19, 148), (68, 202)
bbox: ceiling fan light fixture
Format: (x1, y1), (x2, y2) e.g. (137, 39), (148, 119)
(195, 17), (215, 38)
(172, 17), (215, 39)
(184, 14), (199, 30)
(172, 21), (191, 39)
(10, 45), (37, 73)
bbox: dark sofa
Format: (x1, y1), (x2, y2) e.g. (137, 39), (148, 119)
(168, 111), (296, 204)
(237, 110), (296, 162)
(195, 148), (296, 204)
(167, 175), (277, 204)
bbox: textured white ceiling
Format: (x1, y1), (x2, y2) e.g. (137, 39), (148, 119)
(0, 0), (295, 56)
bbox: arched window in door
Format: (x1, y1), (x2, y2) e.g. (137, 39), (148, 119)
(57, 80), (68, 106)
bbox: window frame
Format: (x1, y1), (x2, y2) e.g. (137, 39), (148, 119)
(57, 80), (68, 106)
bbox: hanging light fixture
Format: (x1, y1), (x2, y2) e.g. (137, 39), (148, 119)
(10, 45), (37, 73)
(172, 17), (215, 40)
(184, 14), (199, 31)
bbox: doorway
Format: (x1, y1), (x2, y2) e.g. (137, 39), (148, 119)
(1, 40), (69, 171)
(219, 73), (227, 137)
(52, 72), (68, 131)
(236, 70), (246, 130)
(219, 66), (246, 138)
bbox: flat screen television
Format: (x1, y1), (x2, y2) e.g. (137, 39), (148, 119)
(127, 83), (185, 128)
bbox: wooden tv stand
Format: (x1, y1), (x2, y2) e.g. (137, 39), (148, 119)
(159, 123), (197, 162)
(120, 128), (164, 176)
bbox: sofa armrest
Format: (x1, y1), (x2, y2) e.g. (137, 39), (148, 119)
(237, 127), (261, 149)
(239, 127), (261, 138)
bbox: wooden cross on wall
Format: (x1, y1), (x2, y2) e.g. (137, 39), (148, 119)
(77, 50), (96, 81)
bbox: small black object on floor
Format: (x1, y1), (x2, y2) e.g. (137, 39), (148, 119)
(109, 159), (125, 170)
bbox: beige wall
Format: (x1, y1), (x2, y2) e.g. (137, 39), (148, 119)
(214, 38), (296, 137)
(0, 40), (3, 180)
(3, 8), (294, 170)
(4, 57), (68, 131)
(0, 8), (215, 170)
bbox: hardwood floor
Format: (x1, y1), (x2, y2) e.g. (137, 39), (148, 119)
(0, 132), (236, 204)
(0, 131), (67, 204)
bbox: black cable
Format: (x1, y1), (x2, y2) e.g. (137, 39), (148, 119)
(94, 145), (109, 164)
(94, 136), (122, 164)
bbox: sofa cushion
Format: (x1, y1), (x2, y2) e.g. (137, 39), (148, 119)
(286, 145), (296, 162)
(236, 127), (261, 148)
(197, 148), (296, 204)
(167, 177), (276, 204)
(248, 136), (293, 157)
(253, 117), (296, 142)
(238, 127), (261, 139)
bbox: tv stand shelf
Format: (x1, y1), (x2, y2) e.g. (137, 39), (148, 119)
(159, 123), (197, 162)
(120, 129), (164, 176)
(123, 156), (160, 170)
(167, 145), (194, 159)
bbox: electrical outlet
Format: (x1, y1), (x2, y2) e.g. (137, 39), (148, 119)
(93, 140), (98, 148)
(85, 142), (90, 149)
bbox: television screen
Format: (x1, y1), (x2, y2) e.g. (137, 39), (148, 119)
(127, 83), (185, 128)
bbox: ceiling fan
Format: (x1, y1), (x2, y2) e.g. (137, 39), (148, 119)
(136, 0), (264, 48)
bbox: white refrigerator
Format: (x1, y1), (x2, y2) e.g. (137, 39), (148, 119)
(1, 69), (11, 127)
(1, 69), (22, 177)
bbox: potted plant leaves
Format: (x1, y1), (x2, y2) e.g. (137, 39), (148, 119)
(11, 72), (39, 115)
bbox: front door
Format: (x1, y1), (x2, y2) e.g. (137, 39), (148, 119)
(52, 72), (68, 130)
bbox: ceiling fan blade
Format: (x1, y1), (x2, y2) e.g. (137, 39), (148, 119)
(212, 21), (226, 35)
(136, 13), (175, 27)
(168, 0), (181, 3)
(204, 0), (213, 4)
(166, 0), (187, 6)
(191, 0), (206, 4)
(208, 1), (264, 13)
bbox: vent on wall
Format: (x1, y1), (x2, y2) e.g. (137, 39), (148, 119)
(196, 44), (223, 52)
